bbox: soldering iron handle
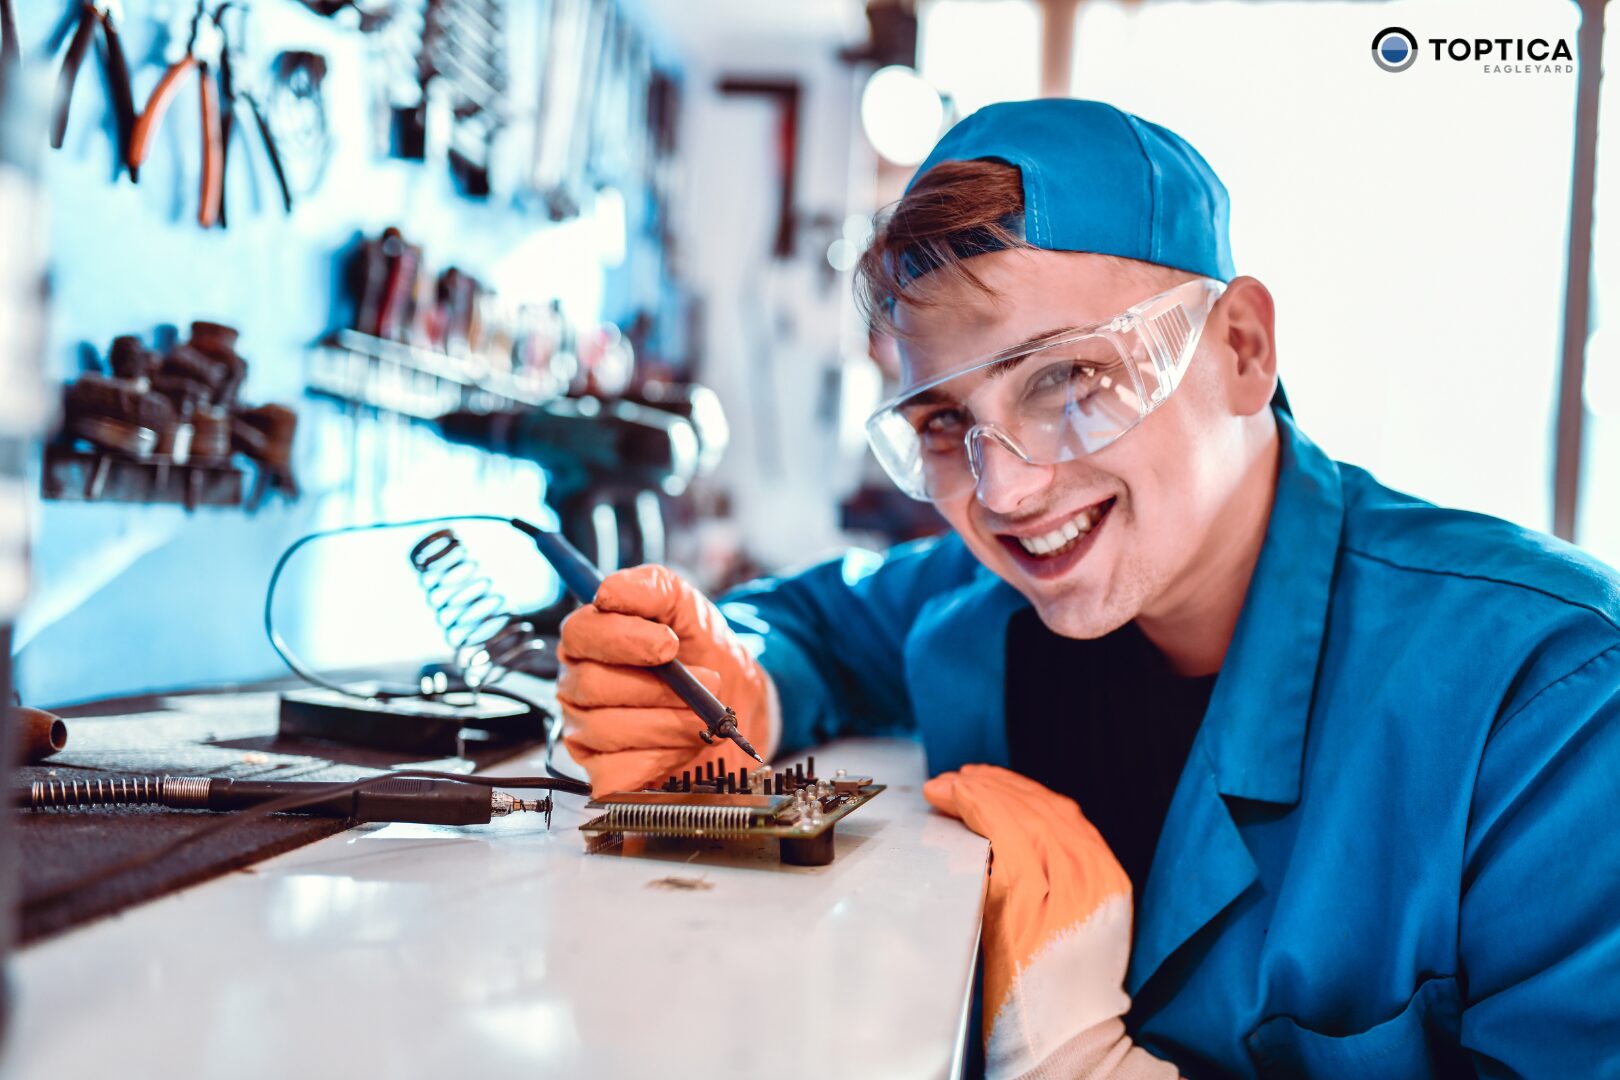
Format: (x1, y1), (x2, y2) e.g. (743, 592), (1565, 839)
(209, 778), (494, 825)
(510, 518), (735, 730)
(651, 658), (733, 730)
(515, 519), (607, 603)
(207, 779), (353, 815)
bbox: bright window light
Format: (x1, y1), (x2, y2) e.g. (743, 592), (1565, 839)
(861, 65), (946, 166)
(1584, 330), (1620, 419)
(1581, 3), (1620, 564)
(918, 0), (1040, 118)
(1073, 0), (1578, 536)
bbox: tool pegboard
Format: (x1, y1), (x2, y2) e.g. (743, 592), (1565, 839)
(10, 0), (686, 706)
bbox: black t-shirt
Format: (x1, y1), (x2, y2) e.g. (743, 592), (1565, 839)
(1004, 609), (1217, 900)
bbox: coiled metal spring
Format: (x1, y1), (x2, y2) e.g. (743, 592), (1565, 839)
(408, 528), (545, 689)
(27, 776), (211, 810)
(598, 804), (759, 832)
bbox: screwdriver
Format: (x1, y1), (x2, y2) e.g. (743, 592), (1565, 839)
(17, 775), (550, 825)
(509, 517), (764, 763)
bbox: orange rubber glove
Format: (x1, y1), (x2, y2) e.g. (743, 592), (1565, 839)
(925, 765), (1180, 1080)
(557, 564), (779, 796)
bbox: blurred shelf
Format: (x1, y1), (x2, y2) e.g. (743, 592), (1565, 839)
(307, 330), (558, 420)
(42, 446), (244, 509)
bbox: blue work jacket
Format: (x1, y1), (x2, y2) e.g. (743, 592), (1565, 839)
(721, 411), (1620, 1077)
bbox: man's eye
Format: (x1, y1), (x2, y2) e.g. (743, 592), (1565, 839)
(916, 409), (968, 449)
(1030, 361), (1096, 395)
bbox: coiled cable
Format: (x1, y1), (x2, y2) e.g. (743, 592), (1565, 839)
(262, 514), (585, 785)
(407, 528), (545, 690)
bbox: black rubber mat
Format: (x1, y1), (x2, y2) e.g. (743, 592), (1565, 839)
(14, 687), (549, 945)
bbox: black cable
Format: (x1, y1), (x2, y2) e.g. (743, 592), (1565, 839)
(21, 768), (591, 913)
(263, 513), (515, 701)
(475, 684), (589, 787)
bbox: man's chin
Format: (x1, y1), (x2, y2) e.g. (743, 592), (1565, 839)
(1028, 594), (1133, 640)
(969, 545), (1130, 639)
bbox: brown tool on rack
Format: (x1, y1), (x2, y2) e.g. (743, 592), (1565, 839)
(127, 2), (223, 225)
(180, 321), (299, 507)
(49, 1), (137, 167)
(185, 320), (247, 403)
(234, 403), (298, 509)
(60, 371), (175, 499)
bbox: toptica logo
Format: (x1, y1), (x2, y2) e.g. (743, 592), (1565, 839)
(1371, 25), (1573, 75)
(1372, 27), (1418, 72)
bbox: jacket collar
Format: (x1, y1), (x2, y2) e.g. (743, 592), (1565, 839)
(1126, 410), (1346, 997)
(909, 566), (1029, 772)
(1199, 410), (1344, 805)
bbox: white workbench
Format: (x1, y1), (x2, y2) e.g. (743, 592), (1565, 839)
(3, 737), (988, 1080)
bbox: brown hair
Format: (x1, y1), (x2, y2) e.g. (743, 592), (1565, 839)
(854, 159), (1030, 337)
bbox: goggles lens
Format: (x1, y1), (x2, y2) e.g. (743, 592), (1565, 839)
(865, 278), (1225, 502)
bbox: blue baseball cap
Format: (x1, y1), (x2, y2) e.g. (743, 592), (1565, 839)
(908, 98), (1236, 282)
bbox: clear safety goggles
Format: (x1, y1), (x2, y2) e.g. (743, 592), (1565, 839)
(865, 277), (1226, 502)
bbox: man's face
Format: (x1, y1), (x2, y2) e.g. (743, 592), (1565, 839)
(894, 250), (1247, 639)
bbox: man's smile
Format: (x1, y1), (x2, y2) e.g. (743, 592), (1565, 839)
(994, 496), (1117, 579)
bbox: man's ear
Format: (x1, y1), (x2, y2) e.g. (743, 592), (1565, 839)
(1216, 276), (1277, 416)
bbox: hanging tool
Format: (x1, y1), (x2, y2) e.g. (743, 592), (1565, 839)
(49, 1), (137, 169)
(294, 0), (393, 32)
(264, 50), (331, 197)
(2, 0), (20, 68)
(235, 403), (300, 508)
(127, 2), (223, 225)
(212, 2), (291, 226)
(508, 518), (764, 763)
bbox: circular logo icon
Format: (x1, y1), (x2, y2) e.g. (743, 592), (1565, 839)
(1372, 27), (1418, 72)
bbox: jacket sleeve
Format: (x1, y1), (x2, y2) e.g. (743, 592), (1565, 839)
(718, 534), (982, 753)
(1459, 638), (1620, 1076)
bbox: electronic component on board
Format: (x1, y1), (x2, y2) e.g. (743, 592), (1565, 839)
(579, 755), (883, 866)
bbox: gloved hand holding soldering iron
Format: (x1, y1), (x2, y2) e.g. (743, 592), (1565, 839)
(556, 564), (782, 797)
(555, 564), (1182, 1080)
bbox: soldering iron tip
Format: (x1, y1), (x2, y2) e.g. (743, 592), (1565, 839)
(729, 731), (764, 763)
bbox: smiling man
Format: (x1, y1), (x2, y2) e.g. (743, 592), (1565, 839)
(557, 100), (1620, 1077)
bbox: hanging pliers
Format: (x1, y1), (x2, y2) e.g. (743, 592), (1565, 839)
(49, 1), (138, 168)
(2, 0), (21, 68)
(213, 3), (291, 225)
(127, 3), (223, 226)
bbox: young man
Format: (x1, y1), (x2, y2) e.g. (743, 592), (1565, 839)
(557, 100), (1620, 1077)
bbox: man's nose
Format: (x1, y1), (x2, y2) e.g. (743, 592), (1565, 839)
(971, 430), (1054, 513)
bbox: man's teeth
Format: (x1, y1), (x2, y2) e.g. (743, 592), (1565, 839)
(1016, 504), (1107, 556)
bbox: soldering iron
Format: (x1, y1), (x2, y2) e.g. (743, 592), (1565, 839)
(509, 517), (764, 764)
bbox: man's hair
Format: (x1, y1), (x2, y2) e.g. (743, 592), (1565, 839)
(855, 159), (1173, 338)
(854, 159), (1031, 338)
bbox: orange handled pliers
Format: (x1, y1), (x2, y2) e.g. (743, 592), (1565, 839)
(127, 3), (223, 226)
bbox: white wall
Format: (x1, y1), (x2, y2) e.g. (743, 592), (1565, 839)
(673, 46), (879, 572)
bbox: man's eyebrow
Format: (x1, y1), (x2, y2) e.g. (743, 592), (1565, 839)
(900, 386), (954, 409)
(982, 326), (1081, 381)
(901, 325), (1087, 407)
